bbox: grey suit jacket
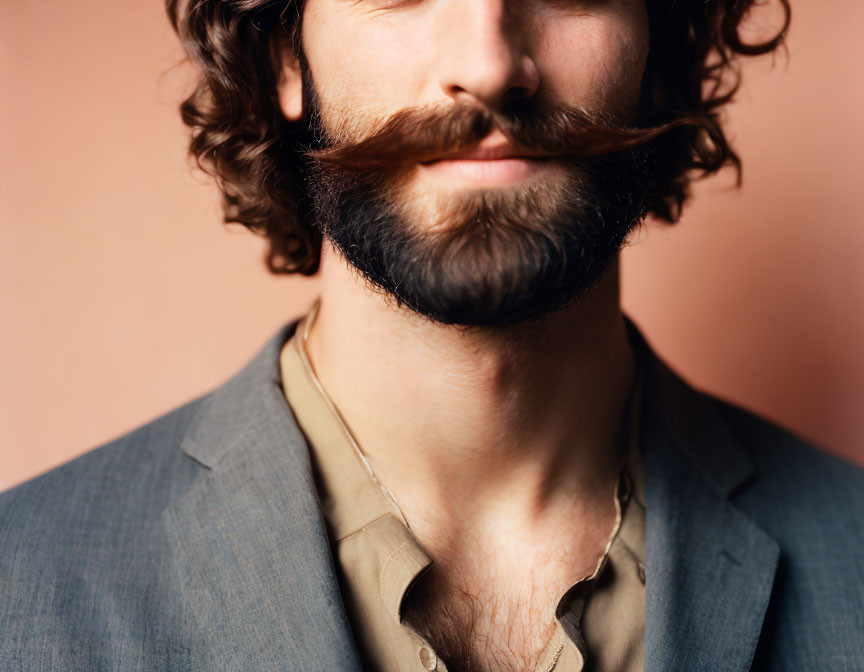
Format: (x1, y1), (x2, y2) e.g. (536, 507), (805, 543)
(1, 318), (862, 671)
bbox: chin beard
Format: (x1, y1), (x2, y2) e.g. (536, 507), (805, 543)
(307, 148), (656, 328)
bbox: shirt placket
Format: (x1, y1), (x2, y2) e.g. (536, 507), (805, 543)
(379, 530), (450, 672)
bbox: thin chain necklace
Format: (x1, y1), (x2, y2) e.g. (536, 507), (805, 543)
(296, 297), (640, 531)
(297, 298), (410, 525)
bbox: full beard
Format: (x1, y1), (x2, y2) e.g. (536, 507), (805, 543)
(302, 92), (669, 327)
(307, 151), (655, 327)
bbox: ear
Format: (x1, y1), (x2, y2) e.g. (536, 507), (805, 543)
(277, 50), (304, 122)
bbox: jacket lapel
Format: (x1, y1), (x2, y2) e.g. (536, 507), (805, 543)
(164, 322), (362, 672)
(638, 334), (780, 672)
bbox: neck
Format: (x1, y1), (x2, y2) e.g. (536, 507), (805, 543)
(305, 242), (636, 541)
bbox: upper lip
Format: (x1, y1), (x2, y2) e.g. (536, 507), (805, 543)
(422, 134), (545, 162)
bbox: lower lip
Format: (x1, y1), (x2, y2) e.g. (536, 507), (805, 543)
(419, 158), (549, 186)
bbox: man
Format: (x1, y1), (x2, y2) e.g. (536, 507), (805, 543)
(1, 0), (862, 670)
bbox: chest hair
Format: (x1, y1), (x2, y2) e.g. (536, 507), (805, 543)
(401, 558), (572, 672)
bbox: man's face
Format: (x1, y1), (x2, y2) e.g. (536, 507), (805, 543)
(283, 0), (653, 327)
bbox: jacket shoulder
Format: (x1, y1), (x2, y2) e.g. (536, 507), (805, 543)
(0, 321), (300, 669)
(709, 394), (864, 511)
(715, 395), (863, 641)
(685, 392), (864, 667)
(0, 392), (209, 526)
(0, 393), (213, 668)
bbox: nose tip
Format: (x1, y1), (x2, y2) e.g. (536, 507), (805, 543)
(437, 3), (540, 110)
(448, 54), (540, 109)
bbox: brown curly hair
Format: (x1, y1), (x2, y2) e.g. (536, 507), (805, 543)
(166, 0), (790, 276)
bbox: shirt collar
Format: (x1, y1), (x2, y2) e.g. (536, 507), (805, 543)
(279, 297), (645, 627)
(280, 302), (403, 541)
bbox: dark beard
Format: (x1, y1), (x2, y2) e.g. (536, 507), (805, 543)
(300, 69), (670, 327)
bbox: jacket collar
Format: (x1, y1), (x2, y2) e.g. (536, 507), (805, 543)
(168, 315), (778, 671)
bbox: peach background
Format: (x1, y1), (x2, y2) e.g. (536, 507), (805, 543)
(1, 1), (862, 492)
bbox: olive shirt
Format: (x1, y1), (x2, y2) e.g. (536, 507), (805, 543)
(279, 302), (646, 672)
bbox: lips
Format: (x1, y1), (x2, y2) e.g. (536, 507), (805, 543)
(417, 131), (552, 184)
(419, 128), (547, 164)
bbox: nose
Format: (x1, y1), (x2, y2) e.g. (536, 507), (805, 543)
(436, 0), (540, 110)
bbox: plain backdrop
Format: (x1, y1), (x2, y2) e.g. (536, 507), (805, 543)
(1, 0), (863, 491)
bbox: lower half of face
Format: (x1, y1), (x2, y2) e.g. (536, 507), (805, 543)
(299, 0), (654, 327)
(294, 0), (651, 326)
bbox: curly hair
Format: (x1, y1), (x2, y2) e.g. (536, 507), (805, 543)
(166, 0), (790, 276)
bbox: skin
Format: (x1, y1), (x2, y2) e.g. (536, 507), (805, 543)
(278, 0), (650, 657)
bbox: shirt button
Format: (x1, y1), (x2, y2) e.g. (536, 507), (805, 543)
(637, 562), (646, 584)
(419, 646), (438, 670)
